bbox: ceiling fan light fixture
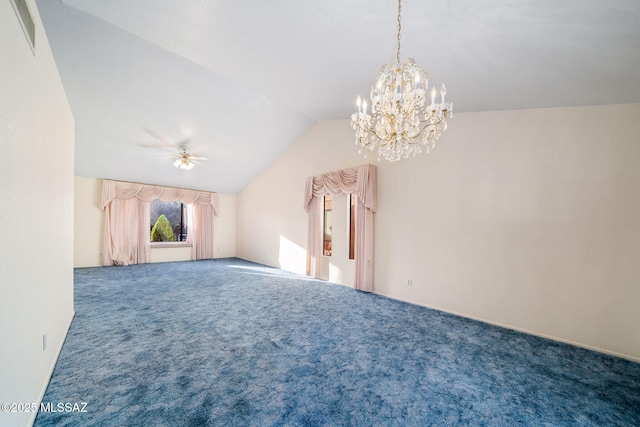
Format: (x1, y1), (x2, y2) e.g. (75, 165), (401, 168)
(172, 145), (200, 170)
(174, 157), (195, 170)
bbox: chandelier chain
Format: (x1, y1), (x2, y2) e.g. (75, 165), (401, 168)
(396, 0), (402, 64)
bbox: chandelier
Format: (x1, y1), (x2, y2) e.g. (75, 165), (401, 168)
(351, 0), (453, 162)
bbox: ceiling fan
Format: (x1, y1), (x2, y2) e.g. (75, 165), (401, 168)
(139, 130), (207, 170)
(173, 146), (207, 170)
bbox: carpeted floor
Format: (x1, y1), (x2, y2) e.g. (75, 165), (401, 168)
(35, 258), (639, 426)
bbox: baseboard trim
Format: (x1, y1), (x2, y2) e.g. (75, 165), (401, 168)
(28, 310), (75, 426)
(373, 292), (640, 364)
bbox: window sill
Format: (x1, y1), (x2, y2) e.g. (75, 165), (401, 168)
(150, 242), (192, 248)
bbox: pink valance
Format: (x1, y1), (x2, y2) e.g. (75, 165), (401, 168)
(304, 164), (376, 292)
(102, 180), (219, 212)
(303, 164), (376, 213)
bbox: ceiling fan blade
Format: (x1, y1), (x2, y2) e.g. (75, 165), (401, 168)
(144, 129), (175, 147)
(139, 143), (165, 148)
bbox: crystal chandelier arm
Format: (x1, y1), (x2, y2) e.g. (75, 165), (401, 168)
(412, 116), (446, 139)
(360, 127), (388, 145)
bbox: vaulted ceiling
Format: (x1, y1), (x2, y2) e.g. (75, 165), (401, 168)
(37, 0), (640, 194)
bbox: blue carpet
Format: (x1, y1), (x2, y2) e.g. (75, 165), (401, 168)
(35, 258), (639, 426)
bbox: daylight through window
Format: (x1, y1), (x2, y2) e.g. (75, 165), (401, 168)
(349, 193), (355, 260)
(150, 200), (189, 242)
(323, 195), (332, 256)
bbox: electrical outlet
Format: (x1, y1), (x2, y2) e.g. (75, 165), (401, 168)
(407, 279), (413, 287)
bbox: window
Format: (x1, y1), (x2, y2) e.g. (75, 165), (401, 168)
(349, 193), (355, 260)
(150, 200), (189, 242)
(323, 195), (332, 256)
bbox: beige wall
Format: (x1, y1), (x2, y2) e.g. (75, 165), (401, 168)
(74, 177), (237, 267)
(74, 177), (104, 267)
(237, 104), (640, 362)
(0, 1), (76, 425)
(237, 120), (365, 282)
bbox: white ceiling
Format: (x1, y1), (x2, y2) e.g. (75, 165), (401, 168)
(37, 0), (640, 194)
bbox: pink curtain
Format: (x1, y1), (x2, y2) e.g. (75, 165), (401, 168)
(191, 203), (215, 260)
(304, 164), (377, 292)
(101, 180), (219, 266)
